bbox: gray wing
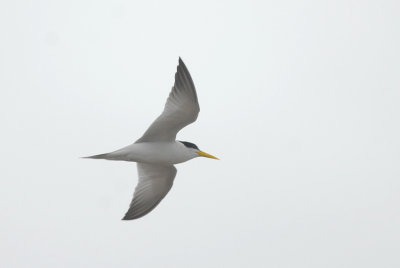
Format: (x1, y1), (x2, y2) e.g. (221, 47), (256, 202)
(136, 58), (200, 143)
(122, 163), (177, 220)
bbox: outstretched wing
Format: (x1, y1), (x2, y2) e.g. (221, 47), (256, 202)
(136, 58), (200, 143)
(122, 163), (177, 220)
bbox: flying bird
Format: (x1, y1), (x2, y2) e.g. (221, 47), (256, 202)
(85, 58), (218, 220)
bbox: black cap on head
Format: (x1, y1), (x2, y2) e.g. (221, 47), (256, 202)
(178, 141), (199, 150)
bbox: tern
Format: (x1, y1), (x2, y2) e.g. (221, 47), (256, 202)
(85, 58), (218, 220)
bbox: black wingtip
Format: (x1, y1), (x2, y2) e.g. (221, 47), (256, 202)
(121, 213), (131, 220)
(121, 214), (138, 221)
(121, 210), (138, 220)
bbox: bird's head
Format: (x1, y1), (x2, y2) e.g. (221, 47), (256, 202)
(178, 141), (219, 160)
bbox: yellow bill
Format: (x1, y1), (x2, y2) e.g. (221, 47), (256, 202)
(197, 151), (219, 160)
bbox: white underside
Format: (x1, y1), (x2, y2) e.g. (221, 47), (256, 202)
(103, 141), (198, 165)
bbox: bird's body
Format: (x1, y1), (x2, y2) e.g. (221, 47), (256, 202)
(85, 58), (218, 220)
(88, 141), (199, 164)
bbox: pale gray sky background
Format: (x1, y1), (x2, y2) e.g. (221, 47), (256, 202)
(1, 0), (399, 267)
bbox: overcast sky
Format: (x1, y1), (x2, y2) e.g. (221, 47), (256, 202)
(1, 0), (400, 267)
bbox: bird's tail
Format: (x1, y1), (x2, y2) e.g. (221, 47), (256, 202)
(82, 153), (110, 160)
